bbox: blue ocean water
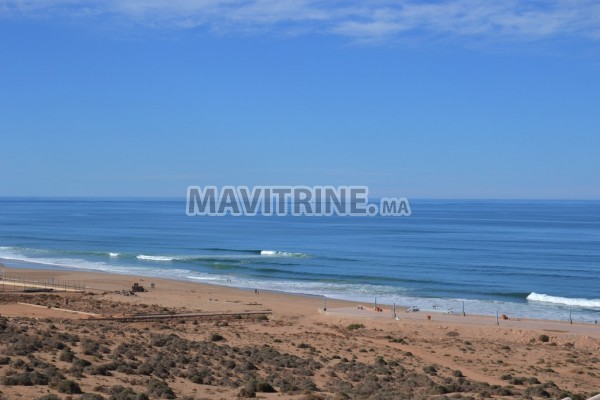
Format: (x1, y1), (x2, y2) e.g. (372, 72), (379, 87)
(0, 198), (599, 322)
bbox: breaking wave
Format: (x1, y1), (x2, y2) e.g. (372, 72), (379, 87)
(527, 292), (600, 308)
(260, 250), (308, 257)
(136, 255), (174, 262)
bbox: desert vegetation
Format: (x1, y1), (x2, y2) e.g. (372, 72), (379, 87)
(0, 293), (597, 399)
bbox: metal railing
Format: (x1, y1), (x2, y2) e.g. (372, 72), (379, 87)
(0, 274), (85, 292)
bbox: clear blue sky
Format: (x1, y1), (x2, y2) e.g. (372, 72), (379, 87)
(1, 1), (599, 199)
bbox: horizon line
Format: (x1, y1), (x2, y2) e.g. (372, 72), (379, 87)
(1, 196), (599, 202)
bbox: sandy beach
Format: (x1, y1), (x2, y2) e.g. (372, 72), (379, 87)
(0, 264), (598, 399)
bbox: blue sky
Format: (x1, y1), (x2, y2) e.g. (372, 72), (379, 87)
(1, 1), (599, 199)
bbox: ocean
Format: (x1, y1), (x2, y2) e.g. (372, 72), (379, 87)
(0, 198), (599, 323)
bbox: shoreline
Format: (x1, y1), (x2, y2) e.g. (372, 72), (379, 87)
(1, 263), (599, 338)
(2, 263), (600, 398)
(1, 252), (599, 324)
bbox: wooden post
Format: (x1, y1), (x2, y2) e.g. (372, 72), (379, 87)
(496, 309), (499, 325)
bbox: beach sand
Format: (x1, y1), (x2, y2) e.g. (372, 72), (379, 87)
(1, 265), (598, 399)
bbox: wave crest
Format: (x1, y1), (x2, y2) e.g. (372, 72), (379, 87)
(527, 292), (600, 308)
(260, 250), (308, 257)
(136, 255), (174, 262)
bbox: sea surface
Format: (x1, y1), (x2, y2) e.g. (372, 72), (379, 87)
(1, 198), (599, 323)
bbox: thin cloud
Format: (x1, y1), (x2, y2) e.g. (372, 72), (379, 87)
(1, 0), (599, 43)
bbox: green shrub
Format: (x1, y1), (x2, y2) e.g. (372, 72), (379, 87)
(74, 358), (92, 367)
(256, 382), (276, 393)
(525, 385), (551, 398)
(136, 362), (154, 375)
(86, 364), (113, 376)
(509, 377), (524, 385)
(57, 379), (82, 394)
(9, 336), (42, 355)
(146, 379), (175, 399)
(109, 385), (142, 400)
(238, 387), (256, 398)
(210, 333), (225, 342)
(346, 323), (365, 331)
(423, 365), (437, 375)
(0, 316), (8, 332)
(188, 368), (212, 385)
(59, 348), (75, 362)
(238, 382), (256, 398)
(35, 395), (60, 400)
(432, 385), (449, 394)
(82, 338), (100, 355)
(2, 371), (49, 386)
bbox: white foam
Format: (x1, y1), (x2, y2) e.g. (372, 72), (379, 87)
(109, 252), (119, 257)
(2, 246), (599, 323)
(186, 275), (221, 281)
(260, 250), (307, 257)
(0, 250), (116, 272)
(136, 255), (174, 262)
(527, 292), (600, 308)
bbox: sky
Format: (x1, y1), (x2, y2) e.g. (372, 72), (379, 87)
(1, 0), (599, 199)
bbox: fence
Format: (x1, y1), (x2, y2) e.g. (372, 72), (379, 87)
(0, 273), (86, 292)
